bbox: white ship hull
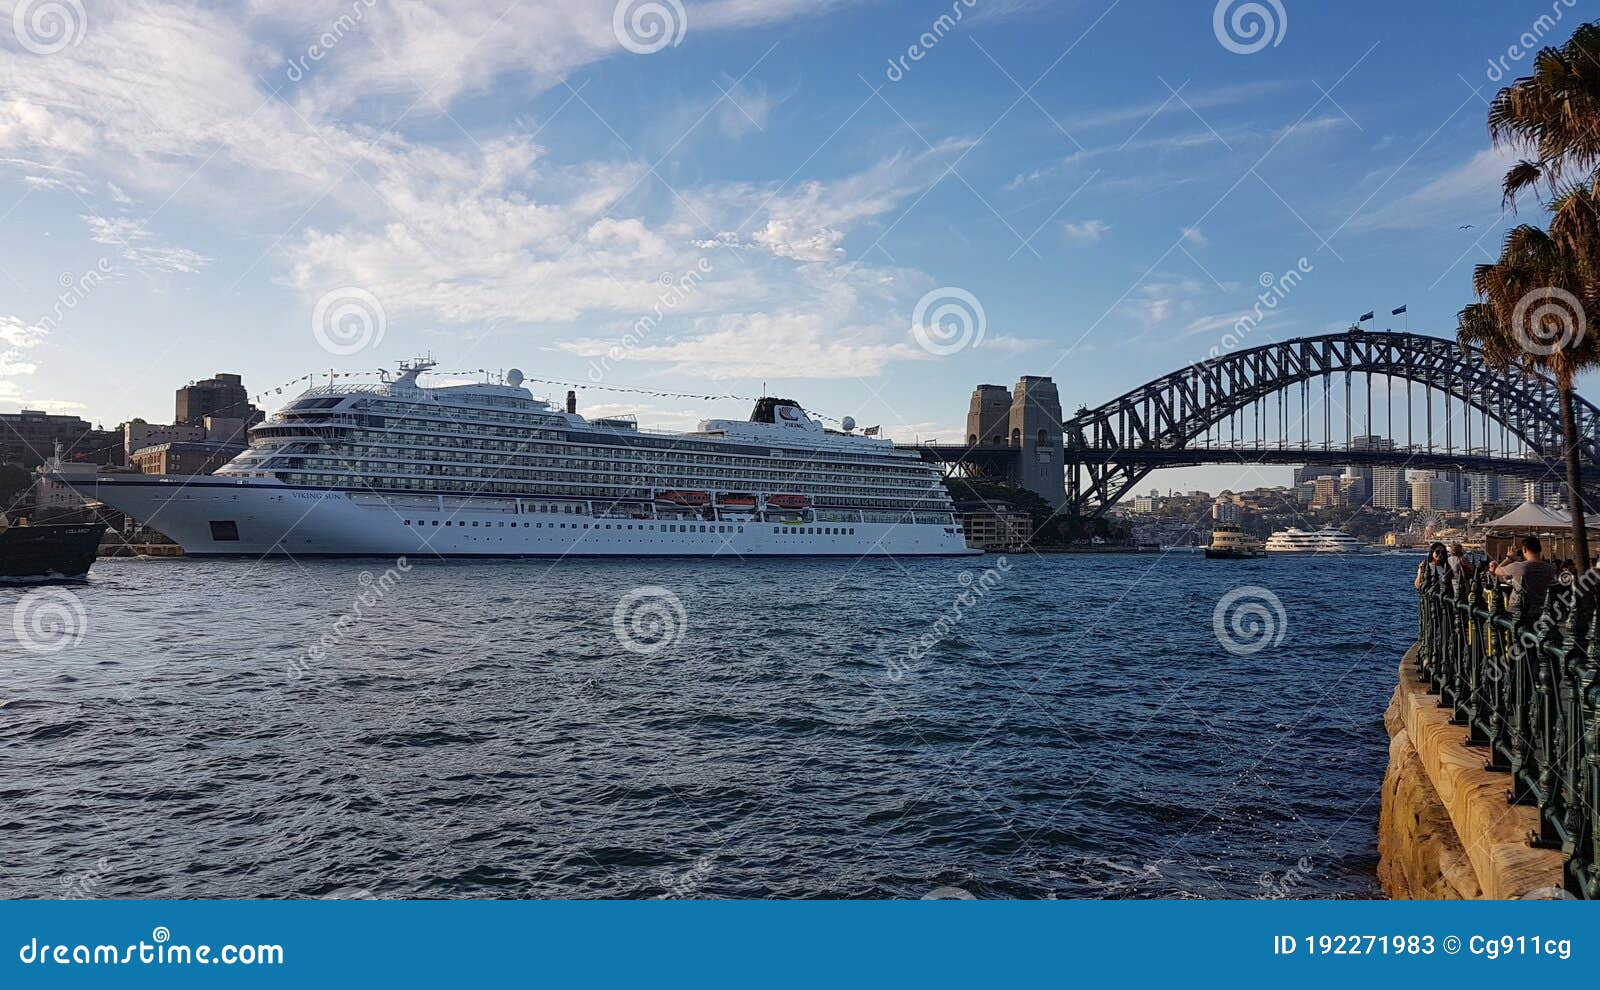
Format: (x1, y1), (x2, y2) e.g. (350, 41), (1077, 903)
(71, 476), (980, 558)
(1262, 527), (1365, 553)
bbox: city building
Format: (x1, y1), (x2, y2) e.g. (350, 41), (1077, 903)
(1410, 471), (1459, 512)
(1310, 476), (1343, 510)
(1294, 480), (1318, 505)
(1211, 498), (1240, 524)
(1131, 493), (1160, 513)
(1293, 463), (1342, 486)
(1372, 465), (1410, 509)
(954, 501), (1032, 552)
(1524, 479), (1566, 508)
(1345, 435), (1390, 488)
(1339, 473), (1369, 507)
(129, 440), (245, 477)
(1468, 473), (1519, 516)
(124, 419), (207, 458)
(175, 373), (260, 427)
(0, 409), (121, 469)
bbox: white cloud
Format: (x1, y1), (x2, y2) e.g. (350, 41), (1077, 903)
(0, 0), (975, 384)
(1347, 145), (1520, 232)
(250, 0), (863, 116)
(0, 316), (48, 408)
(82, 214), (211, 274)
(1181, 226), (1208, 248)
(0, 316), (47, 351)
(1063, 219), (1109, 244)
(559, 309), (926, 380)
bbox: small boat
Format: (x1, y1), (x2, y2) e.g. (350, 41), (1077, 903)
(0, 515), (108, 582)
(718, 494), (757, 509)
(1205, 523), (1265, 559)
(766, 494), (810, 510)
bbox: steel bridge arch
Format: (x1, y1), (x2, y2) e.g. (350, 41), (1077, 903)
(1063, 330), (1600, 515)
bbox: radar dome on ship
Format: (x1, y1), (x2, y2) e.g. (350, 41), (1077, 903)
(507, 369), (524, 387)
(842, 416), (856, 432)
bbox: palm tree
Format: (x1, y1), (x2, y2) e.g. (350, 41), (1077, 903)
(1458, 222), (1600, 569)
(1489, 23), (1600, 207)
(1478, 23), (1600, 568)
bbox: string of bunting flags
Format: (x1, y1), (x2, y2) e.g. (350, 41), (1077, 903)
(251, 369), (876, 432)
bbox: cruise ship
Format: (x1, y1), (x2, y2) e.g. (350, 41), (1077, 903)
(63, 361), (977, 558)
(1262, 527), (1365, 553)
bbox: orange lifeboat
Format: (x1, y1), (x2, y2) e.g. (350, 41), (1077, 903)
(765, 494), (810, 510)
(657, 490), (711, 506)
(718, 494), (757, 509)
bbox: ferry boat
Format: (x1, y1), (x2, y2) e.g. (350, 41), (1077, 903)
(1262, 527), (1365, 554)
(60, 360), (977, 558)
(1204, 523), (1265, 559)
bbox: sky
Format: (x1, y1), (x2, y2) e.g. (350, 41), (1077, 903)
(0, 0), (1587, 494)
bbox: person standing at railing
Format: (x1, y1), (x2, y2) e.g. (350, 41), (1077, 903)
(1448, 542), (1465, 580)
(1489, 535), (1557, 622)
(1415, 543), (1450, 591)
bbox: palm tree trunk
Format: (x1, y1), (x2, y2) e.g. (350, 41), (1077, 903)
(1558, 383), (1592, 571)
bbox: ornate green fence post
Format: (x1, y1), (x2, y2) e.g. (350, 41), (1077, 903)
(1485, 579), (1515, 773)
(1463, 574), (1493, 746)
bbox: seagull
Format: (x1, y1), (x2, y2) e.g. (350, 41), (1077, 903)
(1458, 224), (1474, 230)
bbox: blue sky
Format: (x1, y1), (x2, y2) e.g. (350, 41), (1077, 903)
(0, 0), (1583, 492)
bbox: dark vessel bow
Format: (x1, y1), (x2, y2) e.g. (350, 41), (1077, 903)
(0, 522), (107, 581)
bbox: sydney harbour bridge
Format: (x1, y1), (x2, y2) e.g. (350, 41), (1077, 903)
(905, 330), (1600, 517)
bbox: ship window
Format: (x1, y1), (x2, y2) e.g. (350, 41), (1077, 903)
(472, 521), (479, 527)
(209, 520), (240, 541)
(432, 520), (439, 526)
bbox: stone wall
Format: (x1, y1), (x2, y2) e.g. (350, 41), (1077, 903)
(1377, 647), (1563, 899)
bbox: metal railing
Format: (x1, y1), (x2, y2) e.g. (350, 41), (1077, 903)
(1416, 571), (1600, 897)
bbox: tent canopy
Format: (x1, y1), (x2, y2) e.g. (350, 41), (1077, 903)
(1484, 501), (1575, 531)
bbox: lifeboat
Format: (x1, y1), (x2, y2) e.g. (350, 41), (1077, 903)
(657, 490), (710, 506)
(718, 494), (757, 509)
(765, 494), (810, 510)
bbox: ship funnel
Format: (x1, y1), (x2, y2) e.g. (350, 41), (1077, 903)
(566, 390), (577, 414)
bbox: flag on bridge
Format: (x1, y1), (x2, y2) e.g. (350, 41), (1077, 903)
(864, 425), (881, 436)
(1359, 311), (1375, 322)
(1392, 305), (1407, 315)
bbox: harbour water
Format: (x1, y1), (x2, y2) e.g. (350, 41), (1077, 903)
(1, 551), (1419, 899)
